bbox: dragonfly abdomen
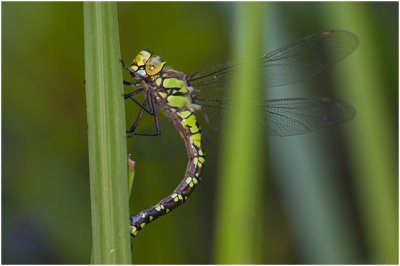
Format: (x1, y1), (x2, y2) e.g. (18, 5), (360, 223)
(130, 78), (205, 238)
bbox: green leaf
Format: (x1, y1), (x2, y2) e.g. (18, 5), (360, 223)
(84, 2), (132, 263)
(214, 3), (265, 264)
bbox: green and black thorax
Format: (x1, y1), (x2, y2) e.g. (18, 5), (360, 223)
(127, 50), (200, 115)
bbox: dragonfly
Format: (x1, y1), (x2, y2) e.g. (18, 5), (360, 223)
(122, 29), (358, 238)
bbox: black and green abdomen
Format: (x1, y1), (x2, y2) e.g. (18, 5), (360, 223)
(130, 71), (205, 237)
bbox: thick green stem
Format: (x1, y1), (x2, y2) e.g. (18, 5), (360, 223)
(214, 3), (264, 263)
(84, 2), (132, 263)
(326, 5), (398, 263)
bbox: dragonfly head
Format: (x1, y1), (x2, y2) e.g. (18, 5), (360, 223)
(130, 50), (166, 79)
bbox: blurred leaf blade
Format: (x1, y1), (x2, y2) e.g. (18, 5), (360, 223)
(213, 3), (264, 263)
(326, 4), (398, 263)
(263, 5), (363, 263)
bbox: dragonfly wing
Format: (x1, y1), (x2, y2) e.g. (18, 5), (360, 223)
(195, 96), (356, 136)
(190, 30), (358, 92)
(194, 96), (231, 131)
(265, 97), (356, 136)
(263, 30), (358, 87)
(190, 63), (235, 95)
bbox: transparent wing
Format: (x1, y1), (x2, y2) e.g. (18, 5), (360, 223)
(194, 96), (356, 136)
(194, 96), (230, 130)
(264, 97), (356, 136)
(190, 30), (358, 92)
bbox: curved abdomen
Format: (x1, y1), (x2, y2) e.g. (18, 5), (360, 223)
(130, 107), (205, 237)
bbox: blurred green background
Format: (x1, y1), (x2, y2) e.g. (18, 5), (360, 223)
(2, 2), (398, 264)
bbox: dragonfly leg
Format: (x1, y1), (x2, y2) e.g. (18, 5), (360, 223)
(123, 80), (141, 87)
(127, 102), (145, 136)
(120, 59), (136, 76)
(123, 87), (144, 97)
(127, 95), (161, 137)
(123, 88), (154, 115)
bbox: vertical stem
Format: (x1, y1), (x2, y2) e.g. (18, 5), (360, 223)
(214, 3), (264, 263)
(84, 2), (132, 263)
(326, 4), (398, 263)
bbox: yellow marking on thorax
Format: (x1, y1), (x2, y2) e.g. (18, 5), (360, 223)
(167, 95), (188, 108)
(158, 91), (168, 99)
(155, 77), (162, 86)
(163, 78), (188, 93)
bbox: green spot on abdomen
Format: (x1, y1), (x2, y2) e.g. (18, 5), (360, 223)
(155, 204), (165, 212)
(178, 110), (192, 119)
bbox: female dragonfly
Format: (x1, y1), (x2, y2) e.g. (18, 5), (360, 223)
(122, 30), (358, 238)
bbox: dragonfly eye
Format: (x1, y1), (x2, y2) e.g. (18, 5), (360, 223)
(145, 56), (166, 76)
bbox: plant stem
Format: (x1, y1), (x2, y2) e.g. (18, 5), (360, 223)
(214, 3), (264, 264)
(84, 2), (132, 263)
